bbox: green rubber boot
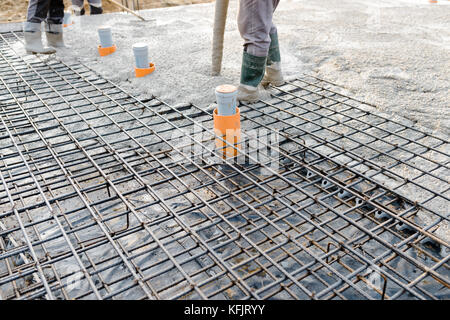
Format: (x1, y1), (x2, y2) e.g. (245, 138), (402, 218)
(237, 51), (267, 103)
(261, 32), (284, 87)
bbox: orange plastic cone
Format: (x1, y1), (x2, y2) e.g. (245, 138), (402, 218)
(213, 107), (241, 158)
(98, 44), (116, 57)
(135, 62), (155, 78)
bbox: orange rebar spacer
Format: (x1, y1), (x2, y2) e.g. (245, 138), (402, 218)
(135, 62), (155, 78)
(98, 44), (116, 57)
(213, 107), (241, 158)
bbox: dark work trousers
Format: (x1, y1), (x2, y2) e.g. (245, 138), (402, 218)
(25, 0), (64, 31)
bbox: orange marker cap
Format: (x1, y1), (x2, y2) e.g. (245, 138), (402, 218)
(216, 84), (238, 94)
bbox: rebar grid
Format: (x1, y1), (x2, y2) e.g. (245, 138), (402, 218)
(0, 31), (448, 300)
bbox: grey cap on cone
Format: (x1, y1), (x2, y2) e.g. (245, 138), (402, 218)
(212, 0), (230, 76)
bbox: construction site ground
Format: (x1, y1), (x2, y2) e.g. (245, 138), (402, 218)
(0, 0), (448, 300)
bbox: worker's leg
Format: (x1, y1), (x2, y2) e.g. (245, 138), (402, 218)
(45, 0), (66, 48)
(262, 5), (284, 87)
(238, 0), (279, 57)
(237, 0), (280, 102)
(71, 0), (84, 11)
(88, 0), (103, 15)
(47, 0), (64, 25)
(24, 0), (56, 54)
(268, 18), (280, 65)
(25, 0), (52, 27)
(71, 0), (86, 15)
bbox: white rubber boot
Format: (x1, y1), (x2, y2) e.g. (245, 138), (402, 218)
(24, 31), (56, 55)
(46, 24), (67, 48)
(261, 62), (284, 87)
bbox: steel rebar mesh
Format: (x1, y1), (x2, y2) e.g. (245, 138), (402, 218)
(0, 31), (448, 300)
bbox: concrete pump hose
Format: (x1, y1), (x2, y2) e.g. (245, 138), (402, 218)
(212, 0), (230, 75)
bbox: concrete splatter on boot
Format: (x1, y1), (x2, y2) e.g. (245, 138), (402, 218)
(237, 84), (259, 103)
(261, 33), (284, 87)
(46, 23), (67, 48)
(262, 62), (284, 87)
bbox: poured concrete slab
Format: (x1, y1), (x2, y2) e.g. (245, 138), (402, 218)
(6, 0), (448, 134)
